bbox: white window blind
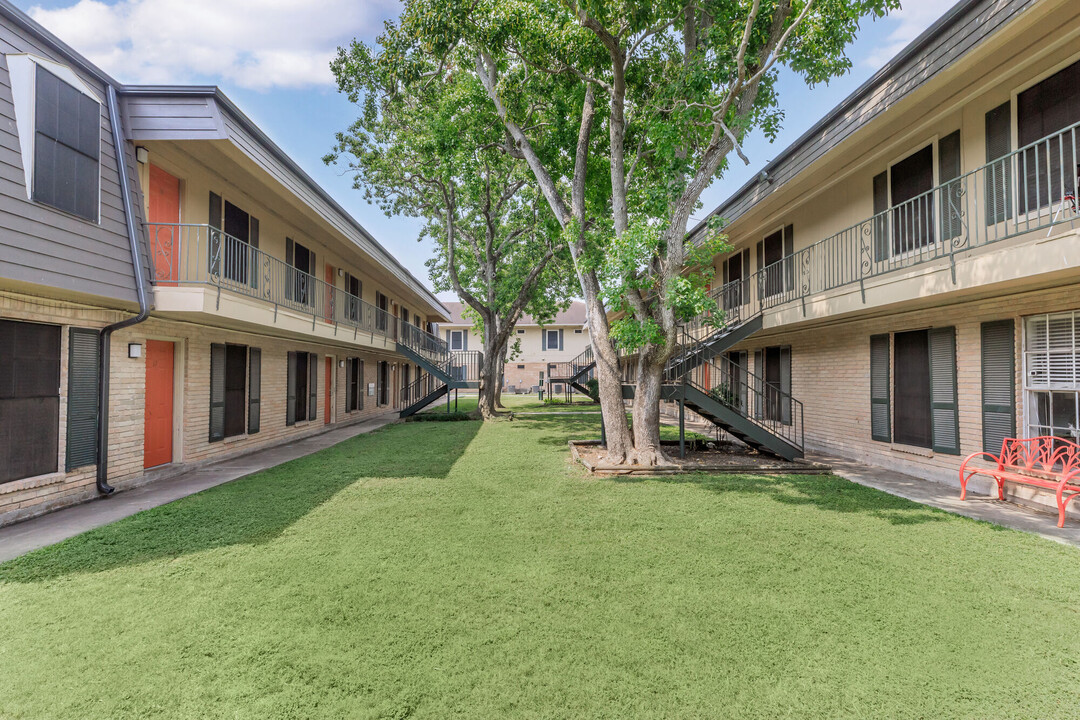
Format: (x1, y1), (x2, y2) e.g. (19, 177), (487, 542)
(1025, 311), (1080, 389)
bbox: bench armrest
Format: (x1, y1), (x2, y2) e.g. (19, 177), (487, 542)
(960, 452), (1001, 474)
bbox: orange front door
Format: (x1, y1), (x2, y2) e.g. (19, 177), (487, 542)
(148, 165), (181, 284)
(144, 340), (174, 469)
(325, 356), (333, 424)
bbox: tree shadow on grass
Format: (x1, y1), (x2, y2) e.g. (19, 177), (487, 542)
(0, 421), (482, 583)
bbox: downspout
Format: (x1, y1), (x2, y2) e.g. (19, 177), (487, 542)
(97, 84), (150, 494)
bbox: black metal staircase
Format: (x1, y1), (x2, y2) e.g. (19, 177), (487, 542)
(547, 346), (596, 397)
(397, 323), (483, 417)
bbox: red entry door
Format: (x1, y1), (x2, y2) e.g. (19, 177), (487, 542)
(325, 356), (333, 424)
(148, 165), (181, 284)
(144, 340), (174, 468)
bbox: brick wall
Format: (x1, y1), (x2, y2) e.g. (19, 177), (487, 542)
(0, 291), (406, 527)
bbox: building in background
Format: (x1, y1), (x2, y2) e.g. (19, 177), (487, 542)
(440, 302), (590, 395)
(0, 0), (450, 526)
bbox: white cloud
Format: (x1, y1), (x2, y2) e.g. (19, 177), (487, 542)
(862, 0), (950, 69)
(27, 0), (398, 89)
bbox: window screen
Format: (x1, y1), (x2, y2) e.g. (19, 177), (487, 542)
(33, 65), (100, 221)
(0, 320), (61, 482)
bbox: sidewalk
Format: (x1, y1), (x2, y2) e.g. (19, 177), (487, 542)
(666, 417), (1080, 548)
(0, 414), (397, 563)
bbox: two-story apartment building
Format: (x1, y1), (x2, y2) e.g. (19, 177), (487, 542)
(440, 301), (590, 394)
(0, 0), (450, 525)
(679, 0), (1080, 508)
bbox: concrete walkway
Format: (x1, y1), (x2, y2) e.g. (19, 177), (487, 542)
(665, 417), (1080, 547)
(0, 414), (397, 563)
(811, 451), (1080, 548)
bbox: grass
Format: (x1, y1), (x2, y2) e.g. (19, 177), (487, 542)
(3, 413), (1080, 718)
(420, 392), (599, 415)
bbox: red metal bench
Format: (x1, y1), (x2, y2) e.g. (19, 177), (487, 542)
(960, 437), (1080, 527)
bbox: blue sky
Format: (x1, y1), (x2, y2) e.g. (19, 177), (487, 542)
(18, 0), (950, 298)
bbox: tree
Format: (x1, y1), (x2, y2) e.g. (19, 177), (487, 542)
(326, 41), (572, 418)
(385, 0), (896, 464)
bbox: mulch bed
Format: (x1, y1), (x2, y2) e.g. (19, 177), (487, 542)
(569, 439), (831, 476)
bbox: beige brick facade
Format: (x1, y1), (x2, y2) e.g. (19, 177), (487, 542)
(0, 291), (411, 527)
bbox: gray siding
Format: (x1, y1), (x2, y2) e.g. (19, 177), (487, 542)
(691, 0), (1037, 241)
(122, 95), (227, 141)
(0, 18), (146, 304)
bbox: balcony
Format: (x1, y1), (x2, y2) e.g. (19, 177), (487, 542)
(708, 121), (1080, 328)
(145, 223), (421, 349)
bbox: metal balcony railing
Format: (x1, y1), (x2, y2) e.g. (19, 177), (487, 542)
(144, 223), (445, 349)
(702, 121), (1080, 325)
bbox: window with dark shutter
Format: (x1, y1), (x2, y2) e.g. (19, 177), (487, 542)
(224, 345), (247, 438)
(286, 351), (297, 426)
(870, 334), (891, 442)
(209, 343), (226, 442)
(981, 320), (1015, 454)
(872, 171), (889, 261)
(0, 320), (60, 482)
(308, 353), (318, 421)
(32, 66), (100, 221)
(66, 328), (99, 470)
(985, 101), (1013, 225)
(893, 330), (932, 449)
(1017, 59), (1080, 214)
(209, 192), (223, 277)
(938, 130), (963, 241)
(248, 348), (261, 434)
(929, 327), (960, 455)
(890, 145), (935, 255)
(223, 201), (250, 285)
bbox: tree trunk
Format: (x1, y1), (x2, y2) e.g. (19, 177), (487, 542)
(494, 356), (506, 409)
(629, 357), (670, 466)
(578, 270), (632, 464)
(477, 332), (504, 419)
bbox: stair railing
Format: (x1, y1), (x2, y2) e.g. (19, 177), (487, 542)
(402, 370), (444, 408)
(669, 330), (804, 452)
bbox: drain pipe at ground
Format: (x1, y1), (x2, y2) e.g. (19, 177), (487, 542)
(96, 84), (150, 494)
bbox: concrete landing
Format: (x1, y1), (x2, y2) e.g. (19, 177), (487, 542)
(0, 414), (397, 563)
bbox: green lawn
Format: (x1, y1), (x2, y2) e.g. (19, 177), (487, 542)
(420, 392), (600, 414)
(3, 414), (1080, 718)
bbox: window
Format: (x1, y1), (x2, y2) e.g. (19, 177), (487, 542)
(0, 320), (60, 482)
(722, 248), (752, 309)
(222, 200), (259, 285)
(1017, 59), (1080, 214)
(210, 344), (258, 441)
(756, 227), (794, 299)
(869, 328), (959, 453)
(517, 329), (525, 334)
(890, 145), (935, 254)
(544, 329), (562, 351)
(450, 331), (464, 351)
(32, 65), (99, 221)
(346, 358), (363, 412)
(377, 361), (390, 406)
(574, 329), (583, 334)
(1025, 311), (1080, 440)
(517, 364), (525, 369)
(414, 314), (421, 327)
(754, 346), (791, 425)
(286, 238), (314, 306)
(345, 273), (361, 322)
(375, 292), (389, 332)
(286, 351), (318, 425)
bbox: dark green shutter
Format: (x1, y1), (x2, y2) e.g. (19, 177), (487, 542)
(359, 360), (365, 411)
(286, 351), (297, 426)
(985, 102), (1012, 225)
(938, 130), (963, 241)
(541, 330), (547, 351)
(929, 327), (960, 455)
(872, 172), (889, 261)
(782, 225), (794, 293)
(779, 346), (792, 426)
(209, 343), (226, 442)
(558, 329), (564, 351)
(285, 238), (294, 301)
(208, 192), (222, 277)
(308, 353), (318, 420)
(249, 217), (260, 290)
(981, 320), (1015, 454)
(248, 347), (261, 434)
(870, 334), (890, 442)
(753, 349), (763, 419)
(66, 328), (99, 470)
